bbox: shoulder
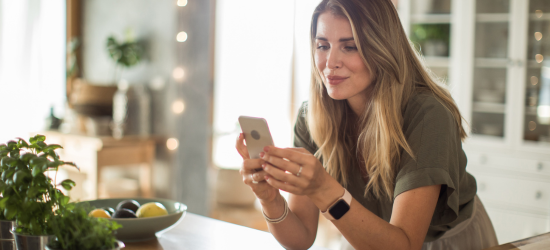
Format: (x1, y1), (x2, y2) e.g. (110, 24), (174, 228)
(403, 92), (455, 130)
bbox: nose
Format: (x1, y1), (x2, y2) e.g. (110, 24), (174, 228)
(326, 49), (342, 70)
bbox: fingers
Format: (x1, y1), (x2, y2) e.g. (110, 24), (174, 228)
(265, 175), (301, 194)
(241, 158), (263, 172)
(287, 147), (311, 154)
(251, 170), (269, 183)
(235, 133), (250, 159)
(262, 162), (304, 188)
(264, 146), (311, 166)
(261, 152), (301, 174)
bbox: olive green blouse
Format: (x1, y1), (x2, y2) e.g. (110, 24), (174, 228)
(293, 92), (477, 242)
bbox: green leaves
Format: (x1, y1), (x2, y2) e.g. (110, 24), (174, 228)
(1, 156), (17, 168)
(59, 179), (76, 191)
(0, 134), (78, 236)
(106, 35), (143, 68)
(47, 204), (121, 250)
(13, 170), (31, 185)
(29, 135), (45, 144)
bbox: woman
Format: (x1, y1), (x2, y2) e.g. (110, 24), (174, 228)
(236, 0), (498, 249)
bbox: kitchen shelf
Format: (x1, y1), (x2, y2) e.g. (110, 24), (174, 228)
(424, 56), (451, 67)
(528, 60), (544, 68)
(473, 102), (506, 114)
(476, 14), (510, 23)
(526, 106), (538, 116)
(411, 14), (452, 24)
(475, 58), (509, 68)
(529, 14), (550, 21)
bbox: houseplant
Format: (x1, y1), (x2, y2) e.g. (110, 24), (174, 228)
(106, 30), (143, 83)
(0, 135), (77, 249)
(46, 204), (123, 250)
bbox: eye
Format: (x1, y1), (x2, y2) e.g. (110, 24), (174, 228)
(316, 43), (329, 51)
(344, 46), (358, 52)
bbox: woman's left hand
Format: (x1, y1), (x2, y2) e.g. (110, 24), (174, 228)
(260, 146), (329, 196)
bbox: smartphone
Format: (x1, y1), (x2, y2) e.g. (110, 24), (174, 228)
(238, 116), (274, 159)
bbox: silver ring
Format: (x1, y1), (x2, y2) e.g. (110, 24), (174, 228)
(296, 166), (303, 177)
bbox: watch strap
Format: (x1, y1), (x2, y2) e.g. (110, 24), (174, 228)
(321, 188), (352, 221)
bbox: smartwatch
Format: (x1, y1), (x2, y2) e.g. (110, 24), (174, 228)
(321, 188), (352, 221)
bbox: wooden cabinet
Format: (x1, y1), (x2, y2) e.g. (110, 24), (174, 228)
(397, 0), (550, 244)
(42, 131), (155, 201)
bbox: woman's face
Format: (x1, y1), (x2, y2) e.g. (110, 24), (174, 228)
(314, 12), (372, 102)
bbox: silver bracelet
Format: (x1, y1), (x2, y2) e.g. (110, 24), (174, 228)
(262, 198), (289, 224)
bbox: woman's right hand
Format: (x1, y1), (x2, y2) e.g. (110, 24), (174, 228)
(236, 133), (280, 202)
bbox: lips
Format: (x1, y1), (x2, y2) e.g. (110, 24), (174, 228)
(326, 75), (349, 85)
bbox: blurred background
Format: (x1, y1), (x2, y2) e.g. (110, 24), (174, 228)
(0, 0), (549, 249)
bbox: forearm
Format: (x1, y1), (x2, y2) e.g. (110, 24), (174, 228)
(261, 194), (317, 250)
(308, 178), (413, 250)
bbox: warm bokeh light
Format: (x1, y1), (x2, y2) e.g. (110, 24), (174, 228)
(172, 67), (185, 80)
(535, 32), (543, 41)
(167, 138), (179, 150)
(177, 31), (188, 42)
(149, 76), (165, 90)
(531, 76), (539, 85)
(172, 100), (185, 114)
(536, 54), (544, 63)
(536, 10), (543, 18)
(177, 0), (188, 7)
(529, 121), (537, 131)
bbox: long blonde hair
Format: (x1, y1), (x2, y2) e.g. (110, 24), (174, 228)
(307, 0), (466, 201)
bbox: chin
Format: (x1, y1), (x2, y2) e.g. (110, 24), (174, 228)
(326, 90), (349, 101)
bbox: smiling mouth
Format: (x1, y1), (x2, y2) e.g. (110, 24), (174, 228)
(326, 75), (349, 85)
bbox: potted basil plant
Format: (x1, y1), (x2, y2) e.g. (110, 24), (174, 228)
(0, 135), (77, 250)
(46, 204), (123, 250)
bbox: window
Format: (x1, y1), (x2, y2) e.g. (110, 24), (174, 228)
(0, 0), (66, 142)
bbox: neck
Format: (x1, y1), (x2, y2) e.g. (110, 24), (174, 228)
(347, 94), (367, 116)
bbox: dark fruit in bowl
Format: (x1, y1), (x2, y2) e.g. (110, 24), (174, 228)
(102, 207), (116, 217)
(116, 200), (140, 213)
(113, 208), (137, 218)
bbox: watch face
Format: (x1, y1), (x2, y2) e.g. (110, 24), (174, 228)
(329, 199), (350, 220)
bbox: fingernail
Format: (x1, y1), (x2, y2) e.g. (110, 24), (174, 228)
(262, 163), (266, 168)
(265, 176), (269, 180)
(263, 146), (270, 152)
(259, 152), (264, 157)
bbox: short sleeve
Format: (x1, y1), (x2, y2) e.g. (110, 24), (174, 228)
(394, 95), (462, 226)
(293, 102), (317, 155)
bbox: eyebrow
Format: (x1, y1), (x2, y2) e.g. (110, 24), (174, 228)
(315, 37), (355, 42)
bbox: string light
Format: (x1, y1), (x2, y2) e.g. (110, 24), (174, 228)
(167, 138), (179, 150)
(177, 0), (188, 7)
(531, 76), (539, 85)
(535, 32), (543, 41)
(536, 54), (544, 63)
(172, 100), (185, 114)
(177, 31), (188, 42)
(529, 121), (537, 131)
(172, 67), (185, 81)
(536, 10), (543, 19)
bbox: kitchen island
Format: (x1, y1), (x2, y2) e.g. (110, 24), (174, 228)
(124, 213), (329, 250)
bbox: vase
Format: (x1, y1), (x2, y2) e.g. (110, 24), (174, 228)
(44, 240), (125, 250)
(10, 229), (54, 250)
(0, 220), (15, 250)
